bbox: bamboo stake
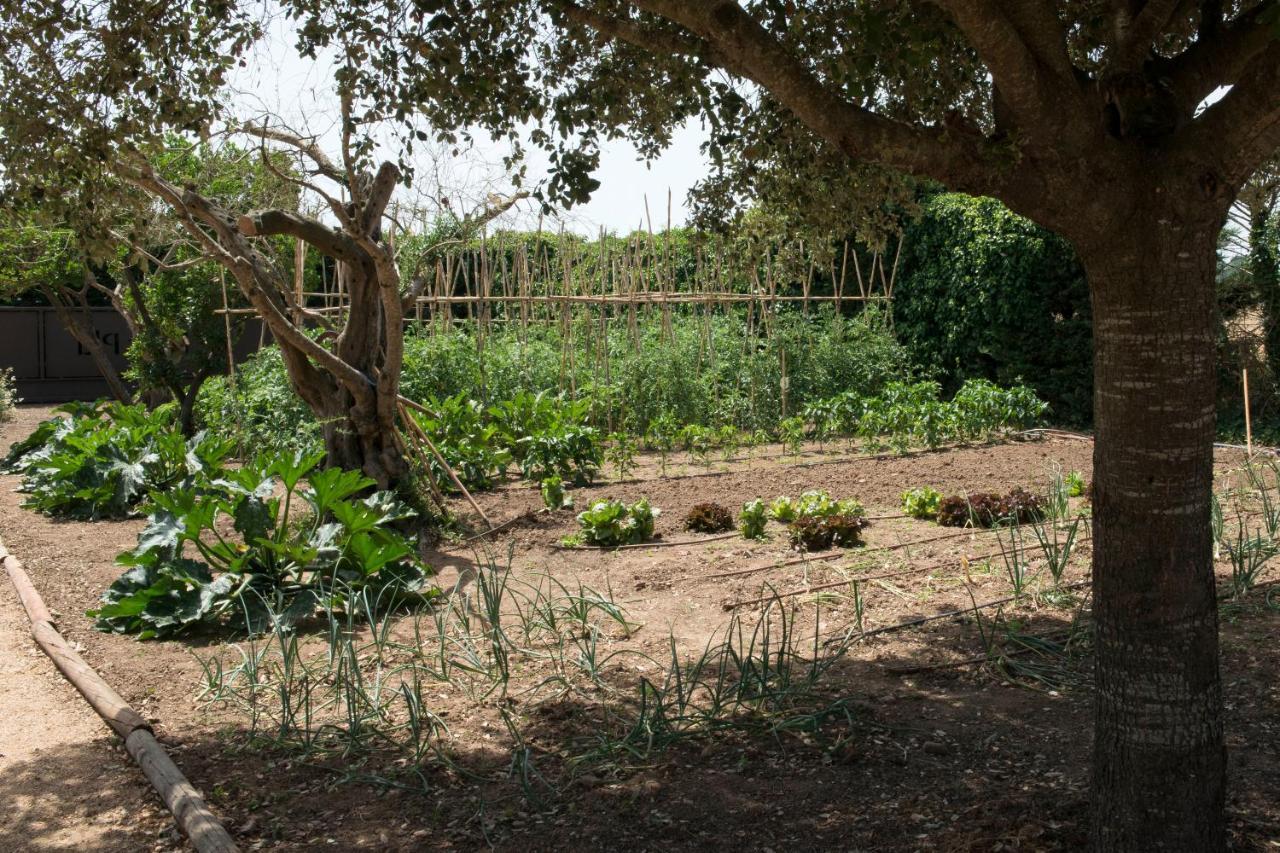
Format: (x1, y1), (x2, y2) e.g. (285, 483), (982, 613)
(397, 398), (494, 529)
(293, 239), (306, 322)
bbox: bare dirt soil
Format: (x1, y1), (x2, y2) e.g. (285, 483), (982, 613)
(1, 404), (1277, 852)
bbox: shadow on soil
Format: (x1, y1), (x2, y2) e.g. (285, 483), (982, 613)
(0, 737), (166, 852)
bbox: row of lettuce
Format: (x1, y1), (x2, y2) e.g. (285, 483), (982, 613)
(559, 478), (1087, 555)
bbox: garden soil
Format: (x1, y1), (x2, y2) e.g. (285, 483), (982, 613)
(1, 405), (1277, 851)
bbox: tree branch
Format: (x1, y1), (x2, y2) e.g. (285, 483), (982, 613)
(1183, 41), (1280, 188)
(599, 0), (1011, 193)
(120, 163), (375, 399)
(995, 0), (1079, 81)
(236, 209), (365, 264)
(1110, 0), (1182, 71)
(1158, 1), (1279, 113)
(241, 122), (346, 184)
(931, 0), (1090, 142)
(357, 162), (400, 237)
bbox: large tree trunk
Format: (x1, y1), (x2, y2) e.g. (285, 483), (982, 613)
(314, 388), (407, 490)
(1080, 211), (1225, 851)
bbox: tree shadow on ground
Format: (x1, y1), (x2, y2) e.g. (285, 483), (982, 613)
(11, 598), (1276, 852)
(0, 737), (172, 852)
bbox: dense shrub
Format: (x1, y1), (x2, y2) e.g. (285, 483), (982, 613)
(894, 193), (1093, 426)
(198, 308), (914, 448)
(812, 378), (1047, 452)
(197, 347), (320, 457)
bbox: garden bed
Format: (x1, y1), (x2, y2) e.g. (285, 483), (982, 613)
(1, 404), (1277, 851)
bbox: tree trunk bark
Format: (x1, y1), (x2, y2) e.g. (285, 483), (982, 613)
(1081, 215), (1226, 851)
(42, 284), (134, 404)
(315, 390), (407, 491)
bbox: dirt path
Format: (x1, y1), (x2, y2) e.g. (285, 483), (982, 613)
(0, 406), (172, 852)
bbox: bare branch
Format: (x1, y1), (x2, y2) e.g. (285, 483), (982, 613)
(240, 121), (346, 184)
(995, 0), (1079, 81)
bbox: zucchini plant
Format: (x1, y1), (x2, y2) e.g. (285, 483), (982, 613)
(90, 452), (438, 638)
(3, 400), (233, 520)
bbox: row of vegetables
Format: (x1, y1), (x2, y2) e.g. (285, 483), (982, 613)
(556, 474), (1091, 553)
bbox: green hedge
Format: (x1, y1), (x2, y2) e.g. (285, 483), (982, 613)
(893, 193), (1093, 426)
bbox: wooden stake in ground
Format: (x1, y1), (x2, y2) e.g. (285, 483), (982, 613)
(1244, 367), (1254, 457)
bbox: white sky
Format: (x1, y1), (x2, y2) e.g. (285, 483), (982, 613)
(229, 18), (709, 235)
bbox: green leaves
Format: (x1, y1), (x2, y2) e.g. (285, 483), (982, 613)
(901, 486), (943, 520)
(738, 499), (769, 540)
(6, 401), (234, 520)
(572, 497), (659, 547)
(830, 379), (1047, 454)
(89, 453), (438, 638)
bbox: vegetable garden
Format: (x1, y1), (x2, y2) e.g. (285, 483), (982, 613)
(2, 1), (1280, 848)
(2, 374), (1278, 848)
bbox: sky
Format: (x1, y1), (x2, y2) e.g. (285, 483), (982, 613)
(229, 17), (710, 235)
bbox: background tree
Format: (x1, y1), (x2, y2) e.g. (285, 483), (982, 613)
(104, 139), (300, 434)
(0, 223), (133, 402)
(271, 3), (1273, 849)
(1231, 162), (1280, 377)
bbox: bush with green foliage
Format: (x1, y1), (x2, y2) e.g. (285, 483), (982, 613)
(683, 502), (735, 533)
(3, 401), (232, 520)
(90, 452), (437, 638)
(411, 394), (511, 491)
(0, 366), (16, 422)
(199, 307), (913, 449)
(570, 498), (659, 547)
(197, 347), (320, 458)
(894, 193), (1093, 426)
(830, 378), (1046, 452)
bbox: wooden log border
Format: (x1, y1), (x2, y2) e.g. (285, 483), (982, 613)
(0, 537), (239, 853)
